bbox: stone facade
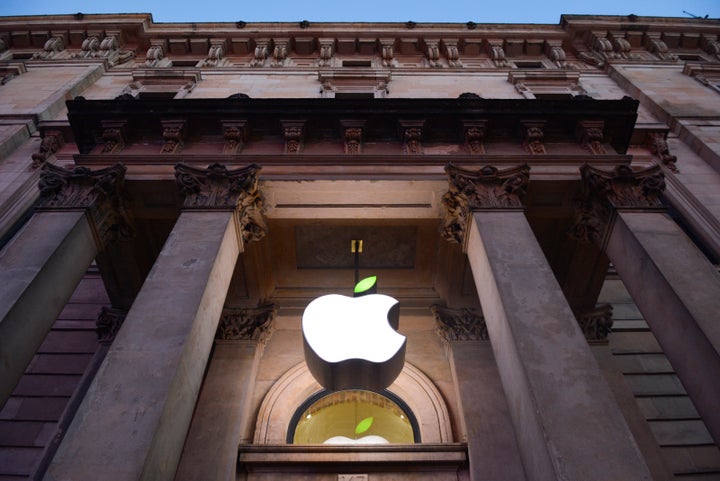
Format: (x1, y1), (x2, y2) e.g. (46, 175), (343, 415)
(1, 12), (720, 481)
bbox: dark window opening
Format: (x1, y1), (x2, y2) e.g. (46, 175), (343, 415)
(137, 91), (178, 100)
(343, 60), (372, 67)
(514, 61), (544, 69)
(334, 92), (374, 99)
(171, 59), (201, 67)
(533, 93), (574, 100)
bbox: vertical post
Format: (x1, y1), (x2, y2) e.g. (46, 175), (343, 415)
(441, 164), (653, 481)
(575, 164), (720, 446)
(0, 163), (128, 407)
(45, 163), (266, 481)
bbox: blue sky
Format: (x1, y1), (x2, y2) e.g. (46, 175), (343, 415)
(1, 0), (719, 23)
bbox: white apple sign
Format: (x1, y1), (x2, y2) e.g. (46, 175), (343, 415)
(302, 293), (406, 391)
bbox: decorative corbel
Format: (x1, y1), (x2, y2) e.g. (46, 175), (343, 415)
(431, 305), (489, 343)
(544, 40), (570, 68)
(217, 304), (277, 347)
(380, 38), (396, 68)
(646, 34), (678, 61)
(575, 304), (613, 344)
(400, 121), (424, 155)
(144, 40), (169, 67)
(33, 36), (65, 60)
(272, 38), (289, 67)
(96, 307), (127, 345)
(442, 39), (461, 68)
(570, 164), (666, 248)
(251, 39), (269, 67)
(463, 120), (486, 155)
(522, 121), (546, 155)
(441, 163), (529, 248)
(647, 132), (678, 172)
(318, 38), (334, 67)
(702, 37), (720, 60)
(31, 130), (64, 169)
(74, 35), (100, 58)
(282, 121), (305, 154)
(488, 40), (509, 67)
(160, 119), (186, 154)
(576, 120), (607, 155)
(425, 39), (441, 68)
(200, 39), (228, 67)
(174, 163), (266, 243)
(100, 120), (127, 154)
(341, 120), (364, 154)
(609, 32), (636, 60)
(222, 120), (247, 154)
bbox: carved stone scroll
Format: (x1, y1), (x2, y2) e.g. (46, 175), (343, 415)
(96, 307), (127, 345)
(34, 36), (64, 60)
(380, 38), (396, 68)
(441, 163), (530, 246)
(222, 120), (247, 154)
(646, 34), (678, 61)
(431, 305), (488, 342)
(576, 120), (607, 155)
(31, 130), (64, 169)
(160, 119), (186, 154)
(100, 120), (127, 154)
(488, 41), (509, 68)
(174, 163), (267, 242)
(463, 121), (486, 155)
(145, 40), (168, 68)
(272, 39), (289, 67)
(522, 122), (546, 155)
(216, 304), (277, 346)
(425, 39), (441, 68)
(200, 39), (228, 67)
(36, 163), (133, 248)
(318, 38), (334, 67)
(281, 121), (304, 154)
(647, 132), (678, 172)
(575, 304), (613, 343)
(571, 164), (666, 247)
(443, 39), (461, 68)
(251, 40), (269, 67)
(545, 40), (570, 68)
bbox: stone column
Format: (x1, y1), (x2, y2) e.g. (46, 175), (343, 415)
(441, 164), (652, 481)
(0, 163), (128, 407)
(175, 304), (275, 481)
(575, 164), (720, 446)
(45, 163), (266, 481)
(431, 305), (526, 481)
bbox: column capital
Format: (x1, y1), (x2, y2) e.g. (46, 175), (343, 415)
(571, 164), (665, 247)
(441, 163), (529, 246)
(216, 304), (276, 347)
(36, 162), (133, 249)
(575, 304), (613, 344)
(174, 162), (267, 243)
(431, 304), (489, 343)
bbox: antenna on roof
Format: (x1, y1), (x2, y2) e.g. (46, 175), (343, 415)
(682, 10), (709, 19)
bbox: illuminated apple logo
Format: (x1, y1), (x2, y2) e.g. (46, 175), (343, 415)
(302, 277), (406, 391)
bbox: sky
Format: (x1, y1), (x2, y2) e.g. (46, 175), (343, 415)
(1, 0), (719, 24)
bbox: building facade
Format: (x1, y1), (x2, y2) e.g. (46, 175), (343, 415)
(0, 12), (720, 481)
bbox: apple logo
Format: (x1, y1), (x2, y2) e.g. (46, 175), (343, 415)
(302, 277), (406, 392)
(323, 416), (390, 444)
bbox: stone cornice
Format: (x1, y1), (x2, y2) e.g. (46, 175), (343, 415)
(441, 163), (529, 247)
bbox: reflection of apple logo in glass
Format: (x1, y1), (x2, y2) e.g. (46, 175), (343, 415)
(302, 276), (406, 392)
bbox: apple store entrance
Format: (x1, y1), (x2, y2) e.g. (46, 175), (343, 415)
(288, 389), (419, 444)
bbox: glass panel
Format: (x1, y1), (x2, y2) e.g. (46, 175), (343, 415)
(293, 390), (414, 444)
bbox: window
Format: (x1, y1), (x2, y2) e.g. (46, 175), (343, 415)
(513, 60), (545, 69)
(289, 389), (419, 444)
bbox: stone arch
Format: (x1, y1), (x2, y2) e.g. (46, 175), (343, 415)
(253, 361), (452, 444)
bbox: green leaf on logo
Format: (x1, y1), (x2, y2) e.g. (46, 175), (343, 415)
(355, 416), (374, 435)
(354, 276), (377, 294)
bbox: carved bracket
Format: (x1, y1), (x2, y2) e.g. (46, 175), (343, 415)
(31, 130), (65, 169)
(100, 120), (127, 154)
(251, 39), (269, 67)
(272, 38), (289, 67)
(341, 120), (364, 155)
(646, 34), (678, 61)
(282, 121), (305, 154)
(463, 120), (486, 155)
(200, 39), (228, 67)
(425, 39), (441, 68)
(522, 121), (546, 155)
(647, 132), (678, 172)
(545, 40), (570, 68)
(96, 307), (127, 345)
(575, 304), (613, 343)
(380, 38), (396, 68)
(33, 36), (65, 60)
(576, 120), (607, 155)
(160, 119), (186, 154)
(442, 39), (461, 68)
(217, 304), (277, 346)
(400, 121), (424, 155)
(431, 305), (488, 342)
(441, 163), (529, 247)
(318, 38), (334, 67)
(222, 120), (247, 154)
(36, 163), (133, 249)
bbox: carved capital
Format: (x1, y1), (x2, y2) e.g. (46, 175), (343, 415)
(575, 304), (613, 343)
(96, 307), (127, 345)
(463, 121), (486, 155)
(100, 120), (127, 154)
(31, 130), (65, 169)
(37, 163), (133, 248)
(522, 122), (546, 155)
(647, 132), (678, 172)
(571, 164), (665, 247)
(576, 120), (607, 155)
(222, 120), (247, 154)
(175, 162), (258, 209)
(441, 163), (529, 245)
(217, 304), (276, 346)
(161, 120), (186, 154)
(431, 305), (488, 342)
(282, 121), (305, 154)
